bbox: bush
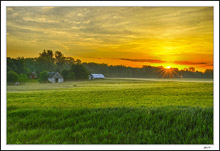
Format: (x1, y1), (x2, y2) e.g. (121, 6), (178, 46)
(18, 73), (28, 83)
(7, 71), (19, 83)
(38, 71), (48, 83)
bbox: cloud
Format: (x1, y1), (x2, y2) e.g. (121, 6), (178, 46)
(119, 58), (166, 63)
(7, 7), (13, 11)
(77, 13), (83, 17)
(173, 61), (207, 65)
(6, 7), (213, 72)
(23, 17), (58, 23)
(40, 7), (55, 11)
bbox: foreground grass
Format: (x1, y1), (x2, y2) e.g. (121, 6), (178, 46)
(7, 107), (213, 144)
(7, 79), (213, 144)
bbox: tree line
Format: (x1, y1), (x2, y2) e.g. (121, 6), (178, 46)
(83, 63), (213, 79)
(7, 50), (213, 84)
(7, 50), (89, 83)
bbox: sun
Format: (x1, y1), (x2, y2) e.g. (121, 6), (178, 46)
(159, 65), (178, 78)
(165, 66), (172, 69)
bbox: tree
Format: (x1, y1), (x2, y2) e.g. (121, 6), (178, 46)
(71, 64), (89, 80)
(7, 71), (19, 83)
(55, 51), (65, 73)
(36, 50), (55, 75)
(38, 71), (48, 83)
(62, 69), (69, 80)
(63, 57), (75, 71)
(66, 72), (76, 81)
(189, 67), (195, 72)
(204, 69), (213, 78)
(39, 49), (54, 58)
(75, 59), (81, 64)
(7, 57), (16, 72)
(18, 73), (28, 83)
(7, 51), (211, 80)
(7, 57), (29, 75)
(24, 58), (38, 76)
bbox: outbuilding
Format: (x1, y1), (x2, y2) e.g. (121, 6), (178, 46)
(89, 74), (105, 80)
(29, 72), (37, 79)
(48, 72), (64, 83)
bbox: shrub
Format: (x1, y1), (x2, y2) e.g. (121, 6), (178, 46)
(7, 71), (19, 83)
(38, 71), (48, 83)
(18, 73), (28, 83)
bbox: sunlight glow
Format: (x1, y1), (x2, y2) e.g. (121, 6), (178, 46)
(6, 7), (213, 72)
(159, 66), (179, 78)
(165, 66), (171, 69)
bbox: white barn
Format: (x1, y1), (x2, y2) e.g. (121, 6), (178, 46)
(48, 72), (64, 83)
(89, 74), (105, 80)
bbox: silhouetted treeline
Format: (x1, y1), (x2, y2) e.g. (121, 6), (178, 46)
(83, 63), (213, 79)
(7, 50), (89, 83)
(7, 50), (213, 83)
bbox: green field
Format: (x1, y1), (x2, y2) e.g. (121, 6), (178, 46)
(7, 78), (213, 144)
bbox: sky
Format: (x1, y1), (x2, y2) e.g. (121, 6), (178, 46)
(7, 7), (213, 72)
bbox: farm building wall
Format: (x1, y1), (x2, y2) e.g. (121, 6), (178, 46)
(48, 78), (54, 83)
(48, 72), (64, 83)
(58, 78), (63, 82)
(48, 77), (64, 83)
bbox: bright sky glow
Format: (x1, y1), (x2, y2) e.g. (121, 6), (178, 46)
(7, 7), (213, 72)
(165, 66), (171, 69)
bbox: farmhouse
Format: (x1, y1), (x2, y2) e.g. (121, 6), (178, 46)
(48, 72), (64, 83)
(89, 74), (105, 80)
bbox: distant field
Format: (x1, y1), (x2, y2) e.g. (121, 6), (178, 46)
(7, 78), (213, 144)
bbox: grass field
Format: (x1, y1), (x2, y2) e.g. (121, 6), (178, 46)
(7, 78), (213, 144)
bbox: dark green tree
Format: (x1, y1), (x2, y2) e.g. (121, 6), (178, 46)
(71, 64), (89, 80)
(204, 69), (213, 78)
(7, 57), (29, 75)
(55, 51), (65, 73)
(24, 58), (38, 76)
(36, 50), (55, 75)
(66, 72), (76, 81)
(18, 73), (28, 83)
(7, 71), (19, 83)
(15, 57), (29, 74)
(38, 71), (48, 83)
(7, 57), (16, 72)
(62, 69), (69, 80)
(63, 57), (75, 71)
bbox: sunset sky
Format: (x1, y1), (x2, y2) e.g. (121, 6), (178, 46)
(7, 7), (213, 72)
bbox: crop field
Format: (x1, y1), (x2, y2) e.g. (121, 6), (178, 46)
(7, 78), (213, 144)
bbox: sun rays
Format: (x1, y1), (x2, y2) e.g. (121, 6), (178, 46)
(159, 66), (179, 78)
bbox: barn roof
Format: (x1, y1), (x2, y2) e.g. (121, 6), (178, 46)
(91, 74), (105, 78)
(48, 72), (56, 78)
(48, 72), (63, 78)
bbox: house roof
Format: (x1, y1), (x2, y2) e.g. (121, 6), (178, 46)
(48, 72), (63, 78)
(91, 74), (105, 78)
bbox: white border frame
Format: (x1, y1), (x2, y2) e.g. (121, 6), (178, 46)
(1, 1), (219, 150)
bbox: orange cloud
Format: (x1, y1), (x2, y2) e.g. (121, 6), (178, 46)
(119, 58), (166, 63)
(6, 7), (213, 72)
(172, 61), (207, 65)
